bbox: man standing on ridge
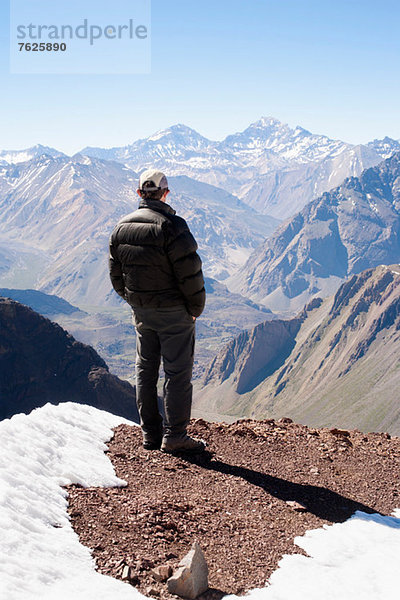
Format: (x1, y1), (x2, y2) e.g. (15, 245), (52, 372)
(109, 169), (206, 453)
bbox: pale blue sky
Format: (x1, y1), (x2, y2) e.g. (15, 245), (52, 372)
(1, 0), (400, 154)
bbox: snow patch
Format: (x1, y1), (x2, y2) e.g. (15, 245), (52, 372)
(233, 511), (400, 600)
(0, 403), (141, 600)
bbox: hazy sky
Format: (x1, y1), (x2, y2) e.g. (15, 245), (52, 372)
(1, 0), (400, 154)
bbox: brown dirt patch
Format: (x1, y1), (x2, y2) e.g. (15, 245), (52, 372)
(66, 418), (400, 599)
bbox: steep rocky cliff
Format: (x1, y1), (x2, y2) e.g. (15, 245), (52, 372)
(203, 316), (304, 394)
(0, 297), (138, 421)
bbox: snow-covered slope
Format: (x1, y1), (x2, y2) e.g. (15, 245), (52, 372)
(83, 124), (216, 165)
(1, 402), (400, 600)
(82, 117), (350, 175)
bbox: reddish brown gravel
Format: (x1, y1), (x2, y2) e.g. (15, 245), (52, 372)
(66, 418), (400, 599)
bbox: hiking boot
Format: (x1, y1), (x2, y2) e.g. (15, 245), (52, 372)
(161, 434), (206, 454)
(142, 432), (163, 450)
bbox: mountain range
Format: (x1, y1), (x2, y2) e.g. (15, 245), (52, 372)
(197, 264), (400, 435)
(3, 118), (399, 221)
(81, 117), (397, 219)
(2, 119), (400, 381)
(0, 287), (82, 316)
(0, 154), (137, 304)
(0, 153), (277, 305)
(228, 152), (400, 313)
(81, 117), (399, 219)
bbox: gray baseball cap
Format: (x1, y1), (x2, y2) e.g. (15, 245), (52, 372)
(139, 168), (168, 191)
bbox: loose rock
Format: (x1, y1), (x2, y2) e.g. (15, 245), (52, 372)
(151, 565), (173, 582)
(167, 542), (208, 599)
(286, 500), (307, 512)
(121, 565), (131, 580)
(146, 587), (160, 596)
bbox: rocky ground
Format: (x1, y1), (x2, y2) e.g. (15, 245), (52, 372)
(67, 418), (400, 599)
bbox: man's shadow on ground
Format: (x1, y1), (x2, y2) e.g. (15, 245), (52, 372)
(180, 450), (378, 523)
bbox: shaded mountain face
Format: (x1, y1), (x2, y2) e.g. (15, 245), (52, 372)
(197, 265), (400, 435)
(202, 296), (321, 394)
(203, 317), (303, 394)
(0, 297), (138, 422)
(228, 152), (400, 314)
(81, 117), (387, 219)
(0, 155), (276, 304)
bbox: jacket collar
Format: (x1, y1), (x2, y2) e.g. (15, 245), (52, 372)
(139, 198), (176, 216)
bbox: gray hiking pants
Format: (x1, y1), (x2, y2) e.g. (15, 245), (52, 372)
(132, 305), (195, 439)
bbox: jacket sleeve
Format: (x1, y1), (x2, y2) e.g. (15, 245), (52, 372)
(109, 233), (126, 299)
(165, 218), (206, 317)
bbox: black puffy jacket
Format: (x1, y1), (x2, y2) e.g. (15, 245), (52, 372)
(109, 198), (206, 317)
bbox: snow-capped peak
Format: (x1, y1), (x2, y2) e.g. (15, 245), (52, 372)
(0, 144), (66, 165)
(220, 116), (347, 164)
(145, 123), (211, 146)
(251, 115), (284, 128)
